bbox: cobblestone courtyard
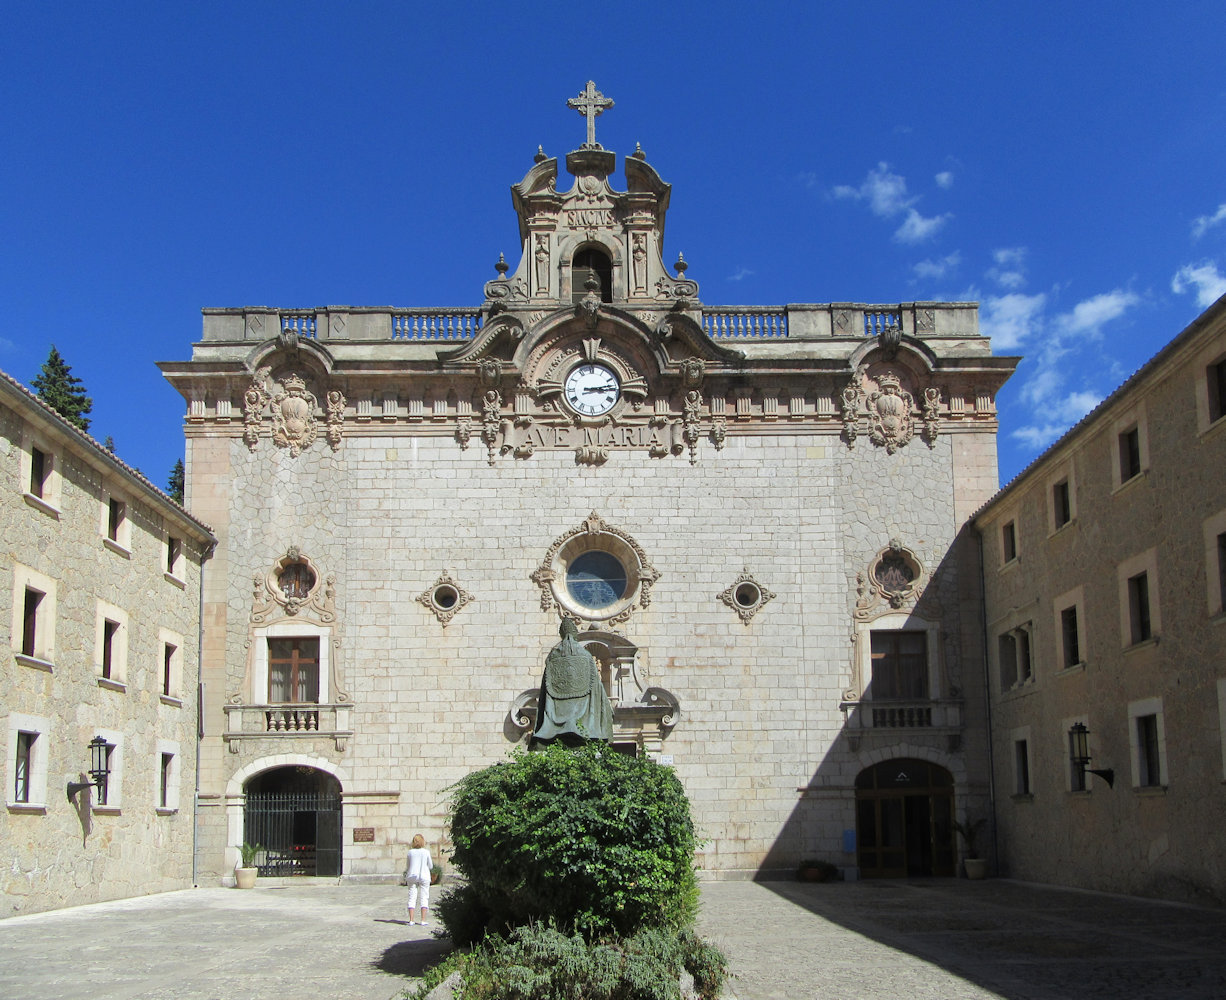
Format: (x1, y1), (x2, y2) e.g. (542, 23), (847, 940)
(2, 879), (1223, 999)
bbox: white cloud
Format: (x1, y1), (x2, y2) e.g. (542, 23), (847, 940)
(727, 267), (754, 282)
(1192, 204), (1226, 239)
(832, 163), (950, 244)
(894, 208), (951, 245)
(1011, 390), (1102, 451)
(913, 252), (962, 280)
(1171, 261), (1226, 308)
(978, 292), (1046, 350)
(832, 162), (915, 218)
(1055, 289), (1140, 337)
(986, 247), (1028, 290)
(1003, 287), (1137, 459)
(934, 171), (954, 189)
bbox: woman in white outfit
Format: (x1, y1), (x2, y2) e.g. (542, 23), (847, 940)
(405, 833), (433, 925)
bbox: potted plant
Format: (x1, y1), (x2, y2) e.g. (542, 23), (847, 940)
(953, 819), (988, 879)
(235, 842), (262, 889)
(430, 862), (444, 886)
(797, 859), (838, 882)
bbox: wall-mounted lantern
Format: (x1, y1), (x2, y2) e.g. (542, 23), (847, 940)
(66, 736), (111, 802)
(1069, 722), (1114, 788)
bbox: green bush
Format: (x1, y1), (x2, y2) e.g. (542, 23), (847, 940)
(407, 923), (727, 1000)
(445, 743), (699, 940)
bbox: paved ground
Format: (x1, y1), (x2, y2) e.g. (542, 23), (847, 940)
(2, 878), (1224, 999)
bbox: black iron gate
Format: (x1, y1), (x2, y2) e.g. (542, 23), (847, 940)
(244, 791), (342, 877)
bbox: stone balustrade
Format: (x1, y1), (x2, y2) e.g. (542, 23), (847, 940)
(200, 302), (978, 343)
(701, 307), (789, 339)
(223, 702), (353, 751)
(391, 308), (483, 341)
(839, 698), (964, 733)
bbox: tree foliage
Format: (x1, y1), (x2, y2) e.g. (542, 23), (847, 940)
(167, 459), (185, 503)
(442, 743), (699, 943)
(32, 345), (92, 432)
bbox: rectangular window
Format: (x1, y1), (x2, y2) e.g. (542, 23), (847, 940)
(1061, 606), (1080, 668)
(1119, 426), (1141, 482)
(998, 625), (1033, 691)
(268, 637), (321, 703)
(1053, 480), (1071, 528)
(22, 587), (43, 658)
(159, 753), (173, 808)
(14, 732), (35, 803)
(29, 447), (48, 498)
(163, 643), (176, 697)
(869, 631), (928, 700)
(166, 536), (182, 576)
(1128, 571), (1152, 644)
(1210, 358), (1226, 423)
(1137, 714), (1161, 787)
(107, 498), (125, 542)
(1218, 532), (1226, 613)
(998, 633), (1017, 690)
(1002, 521), (1017, 563)
(1014, 739), (1030, 795)
(101, 619), (119, 680)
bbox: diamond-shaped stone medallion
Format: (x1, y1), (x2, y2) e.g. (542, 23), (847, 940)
(718, 572), (775, 625)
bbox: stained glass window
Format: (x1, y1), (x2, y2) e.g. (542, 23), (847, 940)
(566, 551), (627, 609)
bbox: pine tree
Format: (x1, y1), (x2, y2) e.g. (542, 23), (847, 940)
(31, 345), (92, 432)
(167, 459), (185, 504)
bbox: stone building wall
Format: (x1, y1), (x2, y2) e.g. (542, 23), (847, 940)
(977, 297), (1226, 905)
(188, 407), (997, 882)
(0, 376), (212, 917)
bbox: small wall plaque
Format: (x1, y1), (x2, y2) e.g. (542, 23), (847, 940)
(353, 827), (375, 843)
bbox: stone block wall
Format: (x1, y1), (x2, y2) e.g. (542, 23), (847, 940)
(978, 309), (1226, 905)
(193, 416), (994, 882)
(0, 389), (210, 917)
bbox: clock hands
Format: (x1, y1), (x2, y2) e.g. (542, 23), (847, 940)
(582, 383), (617, 394)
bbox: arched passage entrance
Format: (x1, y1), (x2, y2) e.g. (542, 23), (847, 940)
(243, 766), (342, 877)
(855, 758), (955, 877)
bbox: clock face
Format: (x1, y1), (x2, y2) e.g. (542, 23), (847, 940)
(564, 363), (621, 416)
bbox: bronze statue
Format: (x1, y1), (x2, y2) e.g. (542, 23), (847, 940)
(530, 618), (613, 747)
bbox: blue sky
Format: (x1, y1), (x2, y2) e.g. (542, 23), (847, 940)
(3, 3), (1225, 490)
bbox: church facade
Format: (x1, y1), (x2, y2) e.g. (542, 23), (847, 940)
(162, 90), (1017, 884)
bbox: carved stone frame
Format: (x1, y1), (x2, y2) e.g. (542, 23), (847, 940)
(531, 512), (660, 628)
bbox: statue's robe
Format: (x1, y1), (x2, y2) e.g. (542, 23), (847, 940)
(532, 635), (613, 745)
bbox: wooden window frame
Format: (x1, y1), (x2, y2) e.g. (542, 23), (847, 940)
(267, 637), (321, 704)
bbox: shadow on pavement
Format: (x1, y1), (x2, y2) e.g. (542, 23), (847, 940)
(374, 936), (454, 978)
(755, 877), (1226, 1000)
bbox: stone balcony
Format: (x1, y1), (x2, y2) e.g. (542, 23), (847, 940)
(223, 702), (353, 752)
(839, 697), (965, 752)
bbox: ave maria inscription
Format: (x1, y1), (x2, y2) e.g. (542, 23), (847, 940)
(499, 418), (687, 461)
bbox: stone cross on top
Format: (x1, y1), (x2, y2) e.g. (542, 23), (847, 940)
(567, 80), (614, 149)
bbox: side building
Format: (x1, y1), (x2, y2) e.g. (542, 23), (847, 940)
(0, 370), (213, 917)
(976, 294), (1226, 905)
(162, 129), (1017, 885)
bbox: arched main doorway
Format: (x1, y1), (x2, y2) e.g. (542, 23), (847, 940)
(244, 766), (342, 877)
(855, 758), (955, 877)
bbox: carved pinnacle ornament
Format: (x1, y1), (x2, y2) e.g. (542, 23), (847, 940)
(567, 80), (614, 149)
